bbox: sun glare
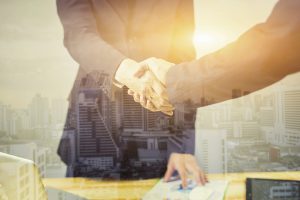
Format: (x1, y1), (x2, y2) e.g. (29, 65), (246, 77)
(193, 31), (228, 58)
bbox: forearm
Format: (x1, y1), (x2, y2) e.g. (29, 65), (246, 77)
(166, 0), (300, 105)
(57, 0), (126, 77)
(63, 29), (126, 76)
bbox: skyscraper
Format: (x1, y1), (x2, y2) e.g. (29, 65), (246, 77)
(195, 129), (227, 173)
(28, 94), (50, 136)
(122, 87), (144, 131)
(76, 88), (119, 170)
(0, 103), (15, 136)
(51, 98), (68, 126)
(283, 88), (300, 145)
(121, 87), (164, 132)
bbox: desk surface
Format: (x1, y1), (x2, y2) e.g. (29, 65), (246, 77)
(43, 171), (300, 200)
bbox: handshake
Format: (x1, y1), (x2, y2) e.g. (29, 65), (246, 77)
(115, 57), (174, 116)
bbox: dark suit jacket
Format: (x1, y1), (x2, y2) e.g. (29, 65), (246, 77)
(166, 0), (300, 105)
(56, 0), (196, 176)
(57, 0), (195, 84)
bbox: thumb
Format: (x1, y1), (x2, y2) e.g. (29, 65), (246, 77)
(134, 63), (149, 78)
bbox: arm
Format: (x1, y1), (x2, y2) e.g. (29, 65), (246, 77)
(166, 0), (300, 104)
(56, 0), (126, 77)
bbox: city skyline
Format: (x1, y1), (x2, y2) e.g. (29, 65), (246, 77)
(195, 73), (300, 174)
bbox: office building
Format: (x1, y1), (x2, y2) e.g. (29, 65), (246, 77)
(0, 142), (48, 178)
(14, 109), (31, 133)
(121, 87), (164, 132)
(283, 89), (300, 146)
(122, 87), (144, 131)
(110, 89), (123, 141)
(195, 129), (227, 173)
(76, 88), (119, 170)
(28, 94), (50, 129)
(260, 106), (274, 127)
(0, 152), (47, 200)
(0, 103), (15, 136)
(51, 98), (68, 126)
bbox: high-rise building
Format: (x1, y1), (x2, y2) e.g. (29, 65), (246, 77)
(14, 109), (30, 132)
(121, 87), (163, 132)
(0, 152), (47, 200)
(110, 88), (123, 141)
(0, 103), (15, 136)
(241, 121), (260, 138)
(195, 129), (227, 173)
(122, 87), (144, 131)
(260, 106), (274, 127)
(76, 88), (119, 170)
(283, 89), (300, 146)
(28, 94), (50, 132)
(218, 122), (234, 138)
(0, 142), (48, 178)
(51, 98), (68, 126)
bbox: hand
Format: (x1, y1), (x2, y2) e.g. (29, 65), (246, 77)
(142, 57), (174, 85)
(127, 57), (175, 115)
(164, 153), (208, 188)
(115, 58), (173, 115)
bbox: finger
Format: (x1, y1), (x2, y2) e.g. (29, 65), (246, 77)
(177, 166), (187, 189)
(199, 170), (207, 185)
(139, 72), (173, 112)
(128, 89), (134, 96)
(161, 110), (173, 116)
(140, 94), (147, 106)
(198, 170), (206, 186)
(133, 93), (140, 102)
(146, 100), (159, 112)
(164, 165), (175, 182)
(184, 158), (202, 186)
(184, 155), (206, 185)
(142, 86), (161, 112)
(190, 167), (202, 186)
(134, 63), (149, 78)
(204, 173), (209, 183)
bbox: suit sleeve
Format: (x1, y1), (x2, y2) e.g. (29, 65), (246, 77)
(56, 0), (126, 76)
(166, 0), (300, 105)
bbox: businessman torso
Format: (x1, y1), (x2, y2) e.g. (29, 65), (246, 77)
(57, 0), (196, 179)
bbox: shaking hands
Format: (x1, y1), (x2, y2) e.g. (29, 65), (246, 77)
(115, 57), (174, 115)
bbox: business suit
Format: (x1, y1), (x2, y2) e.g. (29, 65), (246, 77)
(56, 0), (195, 177)
(57, 0), (195, 84)
(166, 0), (300, 105)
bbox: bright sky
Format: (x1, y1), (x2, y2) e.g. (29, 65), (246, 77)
(194, 0), (277, 58)
(0, 0), (278, 108)
(0, 0), (77, 108)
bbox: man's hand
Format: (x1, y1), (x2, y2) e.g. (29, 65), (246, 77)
(115, 58), (174, 115)
(142, 57), (174, 85)
(127, 57), (175, 115)
(164, 153), (208, 188)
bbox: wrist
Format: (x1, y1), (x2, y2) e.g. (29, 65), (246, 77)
(114, 58), (141, 88)
(113, 58), (135, 88)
